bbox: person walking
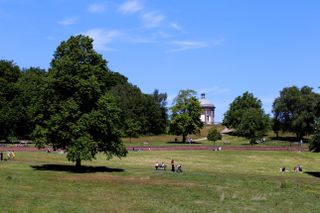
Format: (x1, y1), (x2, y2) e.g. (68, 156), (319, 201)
(171, 159), (175, 172)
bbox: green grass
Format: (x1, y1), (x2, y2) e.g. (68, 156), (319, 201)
(1, 150), (320, 212)
(122, 130), (308, 149)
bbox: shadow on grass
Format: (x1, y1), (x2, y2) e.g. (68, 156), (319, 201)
(31, 164), (125, 173)
(305, 171), (320, 178)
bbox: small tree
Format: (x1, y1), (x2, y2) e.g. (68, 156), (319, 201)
(223, 92), (270, 144)
(237, 108), (270, 144)
(207, 126), (222, 147)
(169, 90), (203, 142)
(125, 119), (141, 143)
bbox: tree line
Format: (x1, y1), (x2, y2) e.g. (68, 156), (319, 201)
(222, 88), (320, 150)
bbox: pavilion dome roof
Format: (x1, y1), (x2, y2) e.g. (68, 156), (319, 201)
(200, 93), (215, 108)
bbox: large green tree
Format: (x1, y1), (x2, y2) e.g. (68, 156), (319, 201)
(169, 90), (203, 142)
(272, 86), (319, 140)
(33, 35), (127, 167)
(223, 92), (270, 143)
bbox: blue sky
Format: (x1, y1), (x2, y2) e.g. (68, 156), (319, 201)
(1, 0), (319, 122)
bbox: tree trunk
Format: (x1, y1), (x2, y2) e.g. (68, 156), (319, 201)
(182, 134), (186, 143)
(75, 159), (81, 167)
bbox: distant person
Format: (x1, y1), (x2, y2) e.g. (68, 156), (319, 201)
(294, 165), (303, 172)
(171, 159), (175, 172)
(11, 150), (15, 160)
(176, 164), (182, 173)
(7, 150), (11, 160)
(280, 166), (288, 172)
(161, 162), (166, 170)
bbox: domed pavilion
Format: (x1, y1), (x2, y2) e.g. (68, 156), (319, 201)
(199, 93), (215, 125)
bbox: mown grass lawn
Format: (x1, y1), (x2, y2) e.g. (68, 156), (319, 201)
(1, 150), (320, 212)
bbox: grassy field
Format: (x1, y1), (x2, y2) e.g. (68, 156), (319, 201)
(122, 127), (308, 149)
(1, 150), (320, 212)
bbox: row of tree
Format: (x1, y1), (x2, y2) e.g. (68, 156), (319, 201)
(222, 88), (320, 149)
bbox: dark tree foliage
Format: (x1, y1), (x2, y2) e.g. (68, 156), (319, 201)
(223, 92), (270, 143)
(110, 84), (168, 136)
(0, 60), (22, 141)
(33, 35), (127, 166)
(309, 121), (320, 152)
(169, 90), (203, 142)
(15, 67), (47, 138)
(272, 86), (319, 140)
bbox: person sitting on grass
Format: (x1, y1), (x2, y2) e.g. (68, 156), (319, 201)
(294, 165), (303, 172)
(280, 166), (288, 172)
(11, 150), (15, 160)
(155, 162), (159, 170)
(161, 162), (166, 170)
(176, 164), (182, 173)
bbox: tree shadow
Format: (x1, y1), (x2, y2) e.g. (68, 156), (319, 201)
(305, 171), (320, 178)
(31, 164), (125, 173)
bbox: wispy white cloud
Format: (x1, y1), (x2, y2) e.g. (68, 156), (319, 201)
(170, 40), (207, 52)
(88, 3), (107, 13)
(141, 11), (165, 28)
(170, 22), (183, 32)
(119, 0), (143, 14)
(83, 28), (121, 51)
(58, 17), (78, 26)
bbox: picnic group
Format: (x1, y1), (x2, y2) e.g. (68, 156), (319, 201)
(280, 165), (303, 173)
(154, 159), (182, 173)
(0, 150), (15, 161)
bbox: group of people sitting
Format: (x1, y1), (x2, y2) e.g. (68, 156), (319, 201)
(154, 160), (182, 173)
(155, 162), (166, 170)
(0, 150), (15, 161)
(280, 165), (303, 173)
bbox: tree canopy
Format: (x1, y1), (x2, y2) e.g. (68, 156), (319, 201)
(33, 35), (127, 166)
(223, 92), (270, 143)
(272, 86), (319, 140)
(169, 89), (203, 142)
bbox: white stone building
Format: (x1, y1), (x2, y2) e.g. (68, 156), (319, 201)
(199, 93), (215, 125)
